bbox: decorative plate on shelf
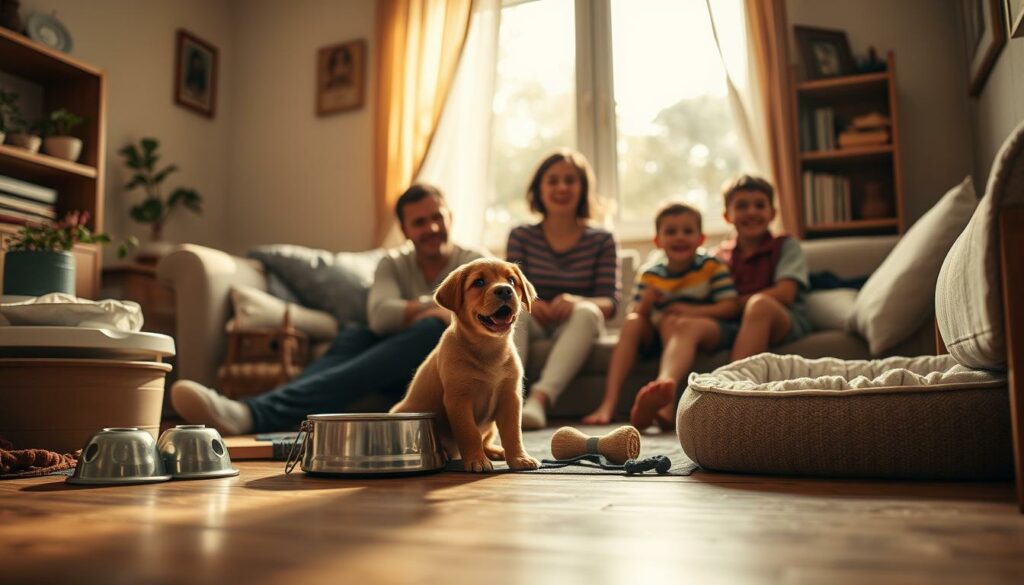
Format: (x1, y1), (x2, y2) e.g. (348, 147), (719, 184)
(25, 12), (73, 53)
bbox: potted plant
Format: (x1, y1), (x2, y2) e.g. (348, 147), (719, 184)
(0, 89), (19, 144)
(119, 137), (202, 259)
(0, 90), (40, 153)
(41, 108), (85, 162)
(1, 212), (115, 297)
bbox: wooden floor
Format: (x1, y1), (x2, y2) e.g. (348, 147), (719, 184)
(2, 462), (1023, 585)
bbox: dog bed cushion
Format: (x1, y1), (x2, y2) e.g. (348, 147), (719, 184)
(677, 354), (1012, 480)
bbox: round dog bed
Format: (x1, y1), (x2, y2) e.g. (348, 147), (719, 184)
(676, 354), (1013, 480)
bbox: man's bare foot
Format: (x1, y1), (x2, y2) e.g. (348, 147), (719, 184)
(582, 406), (614, 425)
(630, 379), (676, 430)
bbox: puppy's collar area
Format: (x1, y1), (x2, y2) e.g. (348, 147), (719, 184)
(476, 305), (515, 333)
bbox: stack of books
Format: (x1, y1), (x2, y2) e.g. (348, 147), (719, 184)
(799, 107), (837, 152)
(0, 174), (57, 225)
(802, 171), (852, 226)
(837, 112), (891, 149)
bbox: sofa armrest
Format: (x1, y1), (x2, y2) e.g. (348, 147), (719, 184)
(156, 244), (267, 386)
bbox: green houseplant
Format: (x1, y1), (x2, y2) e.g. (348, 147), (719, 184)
(1, 211), (134, 297)
(0, 89), (40, 154)
(41, 108), (86, 162)
(119, 138), (203, 246)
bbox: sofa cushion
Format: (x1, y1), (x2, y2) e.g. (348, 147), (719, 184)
(805, 288), (857, 332)
(677, 354), (1012, 479)
(936, 120), (1024, 370)
(849, 177), (977, 355)
(228, 284), (338, 340)
(249, 245), (386, 327)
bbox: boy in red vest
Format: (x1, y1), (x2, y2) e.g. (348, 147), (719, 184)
(714, 175), (812, 360)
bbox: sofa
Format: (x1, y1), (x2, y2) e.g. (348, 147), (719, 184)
(157, 235), (935, 418)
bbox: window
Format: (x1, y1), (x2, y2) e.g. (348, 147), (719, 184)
(487, 0), (743, 247)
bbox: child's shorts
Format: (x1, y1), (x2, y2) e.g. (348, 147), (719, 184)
(640, 317), (740, 358)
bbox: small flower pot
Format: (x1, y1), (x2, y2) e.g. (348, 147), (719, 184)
(6, 132), (41, 154)
(42, 136), (83, 162)
(2, 250), (76, 296)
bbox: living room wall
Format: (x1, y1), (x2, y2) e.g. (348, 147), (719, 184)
(966, 9), (1024, 188)
(226, 0), (377, 254)
(786, 0), (975, 227)
(18, 0), (235, 258)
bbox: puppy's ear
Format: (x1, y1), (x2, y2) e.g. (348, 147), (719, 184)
(511, 264), (536, 312)
(434, 265), (465, 312)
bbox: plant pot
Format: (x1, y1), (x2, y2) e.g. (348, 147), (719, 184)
(6, 132), (41, 153)
(42, 136), (82, 162)
(2, 250), (76, 296)
(135, 238), (176, 265)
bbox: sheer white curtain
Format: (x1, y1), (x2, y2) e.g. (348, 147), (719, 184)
(705, 0), (770, 178)
(416, 0), (501, 250)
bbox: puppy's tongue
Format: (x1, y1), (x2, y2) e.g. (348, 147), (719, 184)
(490, 305), (514, 325)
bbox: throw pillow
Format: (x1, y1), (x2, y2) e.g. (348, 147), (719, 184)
(248, 245), (386, 327)
(228, 285), (338, 340)
(935, 119), (1024, 369)
(804, 289), (858, 332)
(849, 176), (977, 355)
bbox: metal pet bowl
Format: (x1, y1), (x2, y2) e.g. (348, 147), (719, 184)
(157, 425), (240, 479)
(67, 427), (172, 485)
(288, 413), (447, 476)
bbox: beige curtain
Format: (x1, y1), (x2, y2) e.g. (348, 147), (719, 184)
(374, 0), (474, 244)
(745, 0), (800, 235)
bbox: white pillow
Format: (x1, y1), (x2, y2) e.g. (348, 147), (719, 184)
(849, 177), (977, 355)
(936, 119), (1024, 369)
(228, 284), (338, 340)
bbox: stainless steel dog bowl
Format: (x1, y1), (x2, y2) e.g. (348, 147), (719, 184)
(286, 413), (447, 476)
(67, 427), (172, 485)
(158, 425), (240, 479)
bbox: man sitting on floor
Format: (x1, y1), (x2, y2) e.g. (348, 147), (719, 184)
(170, 183), (486, 434)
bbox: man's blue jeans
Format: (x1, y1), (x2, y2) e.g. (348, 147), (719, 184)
(244, 318), (446, 432)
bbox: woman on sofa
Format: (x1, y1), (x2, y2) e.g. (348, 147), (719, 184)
(507, 149), (621, 429)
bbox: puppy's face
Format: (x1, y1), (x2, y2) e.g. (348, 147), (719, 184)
(435, 259), (536, 338)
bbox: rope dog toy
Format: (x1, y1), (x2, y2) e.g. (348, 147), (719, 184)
(550, 425), (641, 465)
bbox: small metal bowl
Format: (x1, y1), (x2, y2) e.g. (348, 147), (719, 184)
(287, 413), (447, 477)
(157, 425), (240, 479)
(67, 427), (172, 485)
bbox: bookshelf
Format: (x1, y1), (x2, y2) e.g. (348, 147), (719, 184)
(0, 27), (105, 298)
(794, 52), (904, 239)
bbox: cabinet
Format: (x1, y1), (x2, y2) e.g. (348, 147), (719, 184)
(0, 27), (106, 297)
(793, 52), (904, 239)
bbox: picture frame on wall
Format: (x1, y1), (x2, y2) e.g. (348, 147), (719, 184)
(794, 26), (856, 81)
(1006, 0), (1024, 38)
(317, 39), (367, 116)
(174, 29), (218, 118)
(963, 0), (1006, 96)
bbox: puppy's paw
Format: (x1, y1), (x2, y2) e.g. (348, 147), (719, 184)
(506, 453), (540, 470)
(461, 454), (494, 473)
(483, 445), (505, 461)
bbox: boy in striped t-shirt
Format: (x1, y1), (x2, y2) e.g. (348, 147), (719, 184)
(583, 203), (740, 430)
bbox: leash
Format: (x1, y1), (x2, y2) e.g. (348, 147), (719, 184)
(540, 453), (672, 475)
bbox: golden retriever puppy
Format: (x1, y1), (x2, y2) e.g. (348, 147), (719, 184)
(390, 258), (540, 472)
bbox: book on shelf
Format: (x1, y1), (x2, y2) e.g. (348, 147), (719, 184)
(0, 193), (56, 219)
(0, 174), (58, 204)
(838, 129), (890, 149)
(800, 107), (837, 152)
(802, 170), (852, 226)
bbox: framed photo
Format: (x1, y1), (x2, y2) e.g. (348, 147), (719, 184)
(174, 29), (218, 118)
(317, 39), (367, 116)
(963, 0), (1006, 96)
(1006, 0), (1024, 38)
(794, 26), (856, 80)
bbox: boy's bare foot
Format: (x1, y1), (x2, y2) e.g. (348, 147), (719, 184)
(654, 401), (676, 432)
(630, 379), (676, 431)
(582, 406), (614, 425)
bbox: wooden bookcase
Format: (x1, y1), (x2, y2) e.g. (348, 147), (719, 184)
(793, 52), (904, 239)
(0, 27), (106, 298)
